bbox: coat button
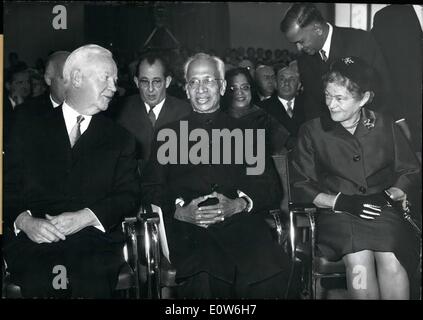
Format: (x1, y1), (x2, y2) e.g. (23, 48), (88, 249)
(353, 154), (361, 161)
(359, 186), (366, 194)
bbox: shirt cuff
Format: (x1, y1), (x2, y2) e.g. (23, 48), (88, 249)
(332, 192), (342, 211)
(175, 198), (185, 207)
(395, 118), (406, 124)
(85, 208), (105, 233)
(14, 210), (32, 235)
(237, 190), (253, 213)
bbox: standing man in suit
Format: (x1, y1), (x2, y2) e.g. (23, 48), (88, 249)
(372, 4), (422, 154)
(3, 44), (140, 298)
(259, 61), (305, 148)
(116, 52), (191, 170)
(16, 51), (70, 116)
(280, 3), (392, 120)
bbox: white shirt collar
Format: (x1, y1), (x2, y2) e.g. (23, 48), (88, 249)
(413, 5), (423, 31)
(277, 96), (295, 111)
(62, 101), (92, 136)
(49, 94), (61, 108)
(144, 97), (166, 119)
(8, 96), (16, 109)
(321, 22), (333, 60)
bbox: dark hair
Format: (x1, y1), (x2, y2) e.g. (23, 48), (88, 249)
(135, 51), (171, 78)
(280, 3), (325, 33)
(223, 67), (257, 109)
(322, 57), (375, 102)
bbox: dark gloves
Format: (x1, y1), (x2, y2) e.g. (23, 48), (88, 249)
(334, 193), (388, 220)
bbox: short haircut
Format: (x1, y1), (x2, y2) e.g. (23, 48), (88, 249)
(183, 52), (225, 81)
(280, 3), (325, 33)
(322, 71), (366, 101)
(135, 51), (170, 78)
(45, 51), (70, 78)
(255, 64), (274, 78)
(63, 44), (113, 82)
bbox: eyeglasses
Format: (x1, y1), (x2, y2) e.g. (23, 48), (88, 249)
(138, 78), (163, 89)
(187, 77), (221, 90)
(229, 84), (251, 92)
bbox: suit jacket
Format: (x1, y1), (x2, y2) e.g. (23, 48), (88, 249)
(3, 95), (15, 149)
(372, 5), (422, 151)
(116, 94), (191, 164)
(298, 26), (392, 120)
(3, 105), (140, 235)
(258, 93), (306, 138)
(291, 109), (420, 203)
(14, 92), (53, 116)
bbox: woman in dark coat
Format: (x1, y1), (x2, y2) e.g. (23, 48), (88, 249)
(291, 56), (421, 299)
(223, 67), (293, 153)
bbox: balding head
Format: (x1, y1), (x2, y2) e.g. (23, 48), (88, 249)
(44, 51), (70, 104)
(255, 65), (276, 98)
(63, 44), (117, 115)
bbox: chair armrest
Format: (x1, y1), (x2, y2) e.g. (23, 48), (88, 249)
(121, 206), (161, 299)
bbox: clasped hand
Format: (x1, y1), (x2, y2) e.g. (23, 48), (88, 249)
(334, 193), (387, 220)
(17, 209), (96, 243)
(174, 192), (247, 228)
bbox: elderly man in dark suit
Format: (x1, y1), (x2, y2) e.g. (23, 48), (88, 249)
(142, 52), (291, 299)
(116, 52), (191, 171)
(3, 44), (140, 298)
(259, 60), (305, 149)
(372, 4), (422, 154)
(280, 3), (392, 121)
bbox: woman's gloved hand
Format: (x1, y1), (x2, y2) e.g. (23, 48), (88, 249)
(333, 193), (388, 220)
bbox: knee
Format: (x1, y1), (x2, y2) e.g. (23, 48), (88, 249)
(378, 258), (405, 277)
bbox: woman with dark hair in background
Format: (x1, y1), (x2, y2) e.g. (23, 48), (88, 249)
(224, 67), (292, 154)
(292, 56), (421, 299)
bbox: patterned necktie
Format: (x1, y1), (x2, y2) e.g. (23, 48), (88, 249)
(148, 105), (156, 127)
(69, 115), (85, 148)
(286, 100), (294, 118)
(319, 49), (328, 62)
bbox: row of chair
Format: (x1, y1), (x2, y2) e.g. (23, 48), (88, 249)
(2, 151), (347, 299)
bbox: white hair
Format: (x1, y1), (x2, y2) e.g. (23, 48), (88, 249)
(63, 44), (113, 81)
(183, 52), (225, 81)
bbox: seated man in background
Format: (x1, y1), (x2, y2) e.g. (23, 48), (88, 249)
(3, 44), (140, 298)
(16, 51), (70, 116)
(116, 51), (191, 172)
(142, 53), (291, 299)
(254, 64), (276, 103)
(259, 61), (306, 149)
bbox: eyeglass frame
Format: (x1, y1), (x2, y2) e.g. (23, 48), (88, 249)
(186, 77), (223, 90)
(137, 78), (164, 89)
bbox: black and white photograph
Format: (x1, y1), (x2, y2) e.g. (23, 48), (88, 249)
(1, 1), (421, 306)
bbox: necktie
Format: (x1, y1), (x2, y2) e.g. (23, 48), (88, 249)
(148, 106), (156, 127)
(319, 49), (328, 62)
(286, 100), (294, 118)
(69, 115), (85, 148)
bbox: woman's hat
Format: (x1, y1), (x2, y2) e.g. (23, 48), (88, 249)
(329, 56), (375, 92)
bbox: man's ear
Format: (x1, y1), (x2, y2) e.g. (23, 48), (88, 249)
(220, 79), (227, 96)
(165, 75), (172, 89)
(313, 23), (323, 36)
(133, 76), (139, 88)
(185, 83), (191, 100)
(70, 69), (82, 88)
(44, 74), (52, 87)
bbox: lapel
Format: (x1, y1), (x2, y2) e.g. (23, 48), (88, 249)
(42, 105), (72, 163)
(155, 96), (172, 129)
(327, 26), (343, 65)
(71, 114), (110, 157)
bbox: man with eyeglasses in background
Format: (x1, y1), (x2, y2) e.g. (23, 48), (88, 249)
(141, 52), (291, 299)
(116, 51), (191, 171)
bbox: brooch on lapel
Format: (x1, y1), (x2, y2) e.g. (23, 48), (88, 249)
(362, 108), (376, 130)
